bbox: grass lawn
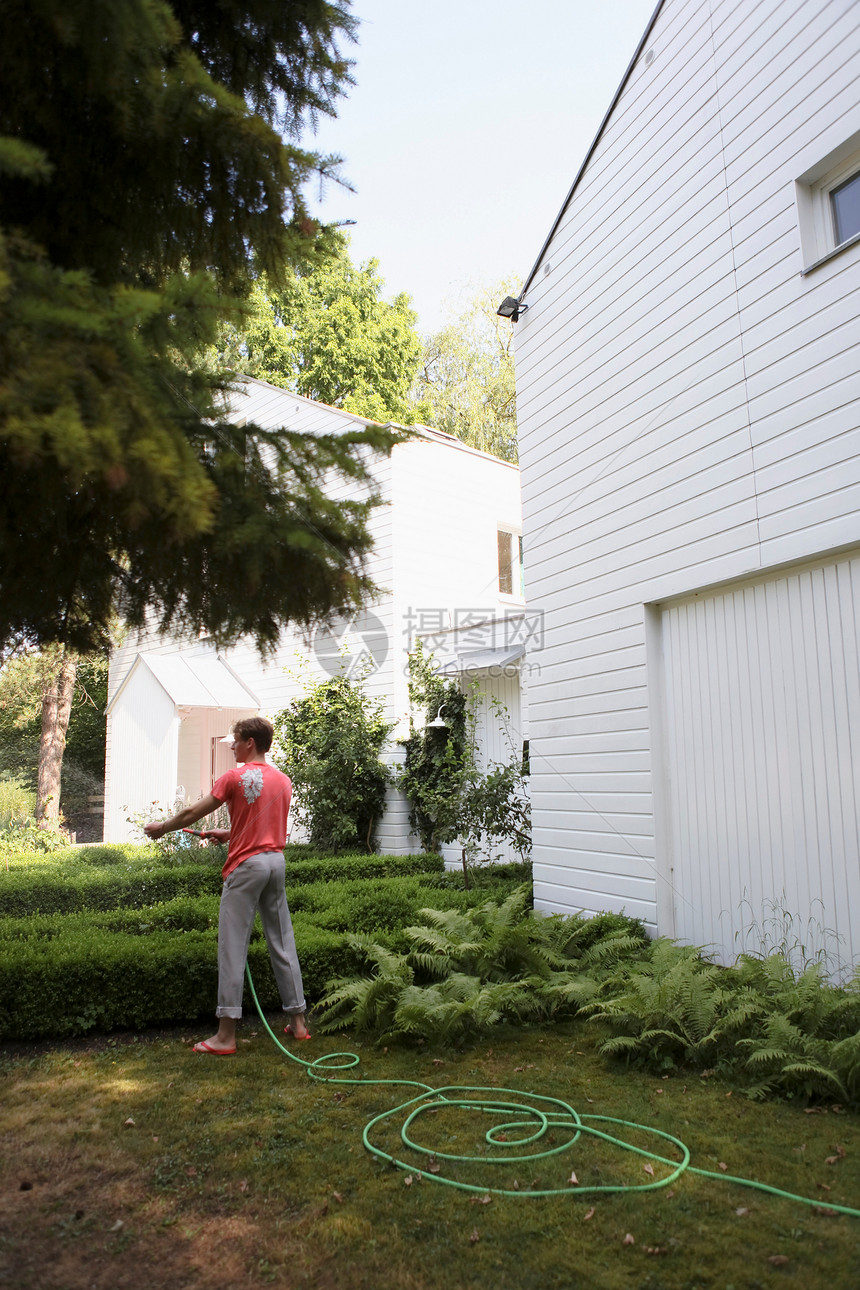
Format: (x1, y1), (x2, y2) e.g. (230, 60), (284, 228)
(2, 1016), (858, 1290)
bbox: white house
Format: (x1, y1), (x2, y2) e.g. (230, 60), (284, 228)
(104, 379), (533, 859)
(511, 0), (860, 971)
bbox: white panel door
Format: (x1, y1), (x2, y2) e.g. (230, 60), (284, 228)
(659, 553), (860, 975)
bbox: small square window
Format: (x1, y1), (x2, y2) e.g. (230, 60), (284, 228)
(796, 130), (860, 271)
(831, 169), (860, 246)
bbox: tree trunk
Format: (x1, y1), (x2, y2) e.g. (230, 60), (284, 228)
(36, 650), (77, 828)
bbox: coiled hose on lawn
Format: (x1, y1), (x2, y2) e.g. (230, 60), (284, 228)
(246, 966), (860, 1215)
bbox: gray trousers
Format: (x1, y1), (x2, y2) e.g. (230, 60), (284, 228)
(216, 851), (306, 1019)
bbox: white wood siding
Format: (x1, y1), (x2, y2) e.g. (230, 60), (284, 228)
(104, 668), (181, 842)
(514, 0), (860, 942)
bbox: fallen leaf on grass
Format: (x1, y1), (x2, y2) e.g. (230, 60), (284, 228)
(238, 1181), (248, 1192)
(404, 1176), (413, 1187)
(718, 1162), (728, 1172)
(665, 1190), (675, 1200)
(768, 1255), (789, 1267)
(645, 1246), (667, 1256)
(654, 1089), (664, 1095)
(568, 1171), (579, 1187)
(583, 1207), (595, 1221)
(108, 1220), (124, 1233)
(622, 1233), (635, 1246)
(432, 1058), (444, 1066)
(428, 1158), (441, 1174)
(804, 1107), (825, 1115)
(469, 1194), (492, 1205)
(151, 1135), (159, 1143)
(469, 1229), (480, 1244)
(814, 1205), (838, 1217)
(331, 1192), (344, 1203)
(123, 1117), (135, 1128)
(185, 1167), (197, 1177)
(735, 1207), (749, 1217)
(816, 1182), (832, 1191)
(643, 1164), (654, 1177)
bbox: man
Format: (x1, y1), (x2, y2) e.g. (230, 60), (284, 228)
(145, 716), (310, 1054)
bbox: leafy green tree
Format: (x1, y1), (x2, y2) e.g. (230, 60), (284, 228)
(215, 234), (424, 424)
(414, 279), (519, 463)
(0, 1), (403, 657)
(273, 673), (392, 852)
(0, 649), (108, 828)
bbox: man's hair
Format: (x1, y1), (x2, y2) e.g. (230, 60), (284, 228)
(233, 716), (274, 753)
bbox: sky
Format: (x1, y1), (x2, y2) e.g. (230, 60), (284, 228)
(307, 0), (659, 333)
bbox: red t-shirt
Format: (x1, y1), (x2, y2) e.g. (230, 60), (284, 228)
(211, 761), (292, 881)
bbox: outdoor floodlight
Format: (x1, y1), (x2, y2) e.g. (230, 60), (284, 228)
(496, 295), (528, 322)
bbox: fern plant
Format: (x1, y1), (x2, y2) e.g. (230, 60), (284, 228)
(585, 939), (745, 1069)
(315, 890), (648, 1044)
(739, 1012), (849, 1103)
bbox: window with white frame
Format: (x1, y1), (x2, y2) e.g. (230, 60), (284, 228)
(831, 168), (860, 246)
(497, 527), (524, 597)
(796, 130), (860, 271)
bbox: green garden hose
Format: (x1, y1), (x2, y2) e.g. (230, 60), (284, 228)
(246, 966), (860, 1215)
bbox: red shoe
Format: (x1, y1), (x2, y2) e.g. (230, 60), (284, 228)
(283, 1023), (312, 1041)
(193, 1040), (237, 1056)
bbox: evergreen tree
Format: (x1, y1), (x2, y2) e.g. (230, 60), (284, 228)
(0, 0), (402, 657)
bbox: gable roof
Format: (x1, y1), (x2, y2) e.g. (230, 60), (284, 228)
(106, 651), (259, 714)
(518, 1), (665, 303)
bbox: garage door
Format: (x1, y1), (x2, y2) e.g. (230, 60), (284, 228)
(659, 553), (860, 975)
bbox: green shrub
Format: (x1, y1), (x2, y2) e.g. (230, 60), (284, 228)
(0, 774), (35, 827)
(0, 858), (505, 1041)
(0, 847), (446, 918)
(0, 904), (390, 1041)
(0, 861), (224, 917)
(273, 673), (392, 852)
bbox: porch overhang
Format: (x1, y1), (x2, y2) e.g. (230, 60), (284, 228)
(107, 651), (259, 714)
(434, 643), (525, 676)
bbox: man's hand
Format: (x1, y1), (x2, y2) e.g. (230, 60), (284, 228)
(144, 822), (167, 839)
(200, 828), (230, 843)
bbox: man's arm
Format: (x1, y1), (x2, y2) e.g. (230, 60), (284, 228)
(144, 793), (223, 840)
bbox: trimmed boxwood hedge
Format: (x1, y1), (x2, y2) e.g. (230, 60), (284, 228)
(0, 849), (511, 1041)
(0, 848), (447, 918)
(0, 922), (357, 1041)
